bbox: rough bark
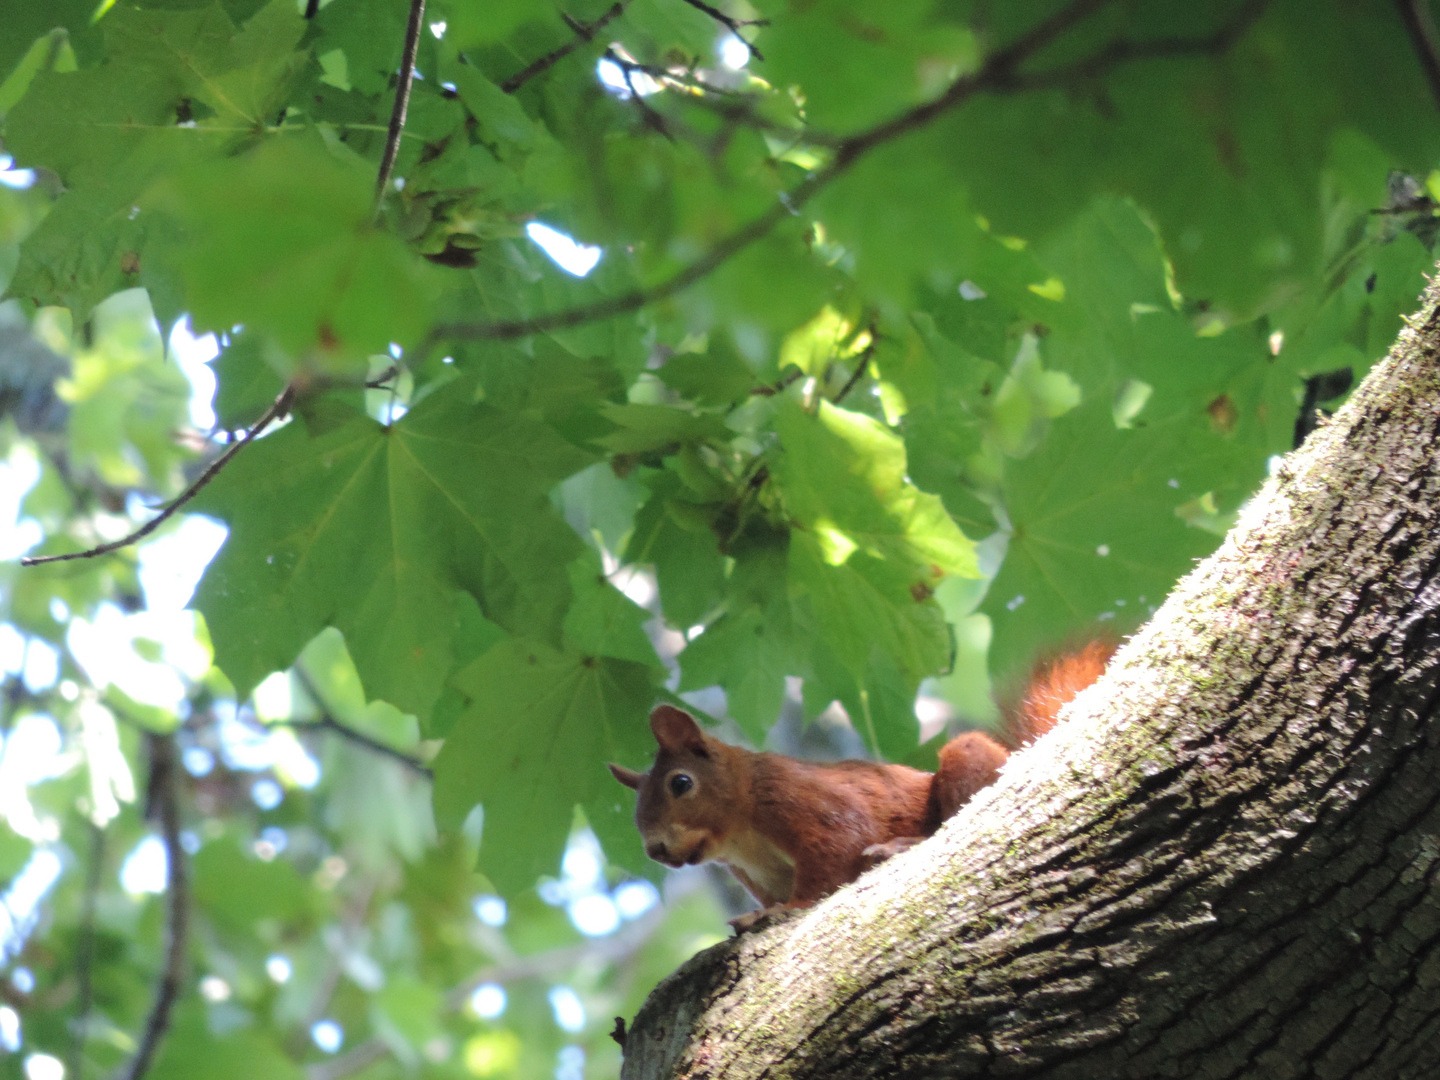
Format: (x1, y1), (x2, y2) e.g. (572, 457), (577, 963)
(619, 278), (1440, 1079)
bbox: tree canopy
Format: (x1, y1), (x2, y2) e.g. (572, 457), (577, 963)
(0, 1), (1438, 1078)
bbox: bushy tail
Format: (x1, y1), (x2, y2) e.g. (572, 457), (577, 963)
(1007, 639), (1116, 747)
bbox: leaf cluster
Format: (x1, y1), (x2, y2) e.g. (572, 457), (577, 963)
(1, 0), (1439, 1076)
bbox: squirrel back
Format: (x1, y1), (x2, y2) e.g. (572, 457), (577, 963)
(610, 641), (1115, 918)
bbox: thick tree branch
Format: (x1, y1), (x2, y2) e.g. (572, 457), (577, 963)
(1396, 0), (1440, 114)
(119, 734), (188, 1080)
(374, 0), (426, 205)
(20, 387), (294, 567)
(431, 0), (1267, 345)
(619, 277), (1440, 1077)
(501, 2), (629, 94)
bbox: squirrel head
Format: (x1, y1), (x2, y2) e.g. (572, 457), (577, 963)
(608, 705), (744, 869)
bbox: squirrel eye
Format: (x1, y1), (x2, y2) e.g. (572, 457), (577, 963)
(669, 773), (694, 797)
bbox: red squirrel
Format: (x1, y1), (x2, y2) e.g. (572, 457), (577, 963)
(608, 641), (1114, 925)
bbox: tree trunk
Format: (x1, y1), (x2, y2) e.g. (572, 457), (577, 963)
(619, 277), (1440, 1079)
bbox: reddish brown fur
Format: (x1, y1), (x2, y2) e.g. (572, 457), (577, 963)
(609, 643), (1114, 914)
(1010, 639), (1117, 745)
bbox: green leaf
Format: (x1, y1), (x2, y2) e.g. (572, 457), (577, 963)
(313, 0), (406, 94)
(443, 0), (548, 47)
(192, 835), (310, 931)
(677, 608), (788, 744)
(773, 398), (978, 581)
(193, 379), (593, 716)
(624, 478), (726, 630)
(757, 0), (974, 130)
(593, 401), (731, 455)
(976, 199), (1281, 676)
(788, 531), (951, 705)
(0, 29), (77, 118)
(430, 638), (657, 893)
(151, 1002), (303, 1080)
(210, 329), (285, 430)
(657, 341), (758, 407)
(562, 550), (662, 669)
(941, 2), (1440, 315)
(149, 137), (437, 366)
(102, 0), (307, 129)
(0, 824), (31, 881)
(372, 975), (446, 1065)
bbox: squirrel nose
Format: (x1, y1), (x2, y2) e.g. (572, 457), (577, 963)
(646, 843), (669, 863)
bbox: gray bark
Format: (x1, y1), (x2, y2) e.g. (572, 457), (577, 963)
(619, 279), (1440, 1079)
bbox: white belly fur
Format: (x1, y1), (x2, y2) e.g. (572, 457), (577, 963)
(716, 826), (795, 904)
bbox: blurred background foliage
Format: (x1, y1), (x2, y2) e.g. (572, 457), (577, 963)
(0, 0), (1439, 1077)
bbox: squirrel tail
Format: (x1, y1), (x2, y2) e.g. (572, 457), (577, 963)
(1007, 638), (1116, 747)
(929, 639), (1116, 824)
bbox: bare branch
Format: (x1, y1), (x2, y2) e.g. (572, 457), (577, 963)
(1396, 0), (1440, 114)
(374, 0), (427, 206)
(20, 387), (295, 567)
(430, 0), (1271, 347)
(119, 734), (188, 1080)
(502, 2), (629, 94)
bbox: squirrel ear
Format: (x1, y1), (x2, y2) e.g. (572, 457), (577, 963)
(608, 762), (644, 790)
(650, 704), (706, 752)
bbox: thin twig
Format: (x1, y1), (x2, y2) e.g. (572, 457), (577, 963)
(120, 734), (188, 1080)
(67, 822), (105, 1080)
(750, 369), (804, 397)
(676, 0), (768, 61)
(832, 337), (877, 404)
(374, 0), (427, 206)
(502, 2), (628, 94)
(608, 49), (675, 140)
(285, 666), (433, 777)
(430, 0), (1270, 346)
(21, 387), (295, 567)
(1396, 0), (1440, 114)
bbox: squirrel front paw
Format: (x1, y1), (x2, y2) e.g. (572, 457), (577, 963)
(728, 904), (791, 934)
(860, 836), (923, 870)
